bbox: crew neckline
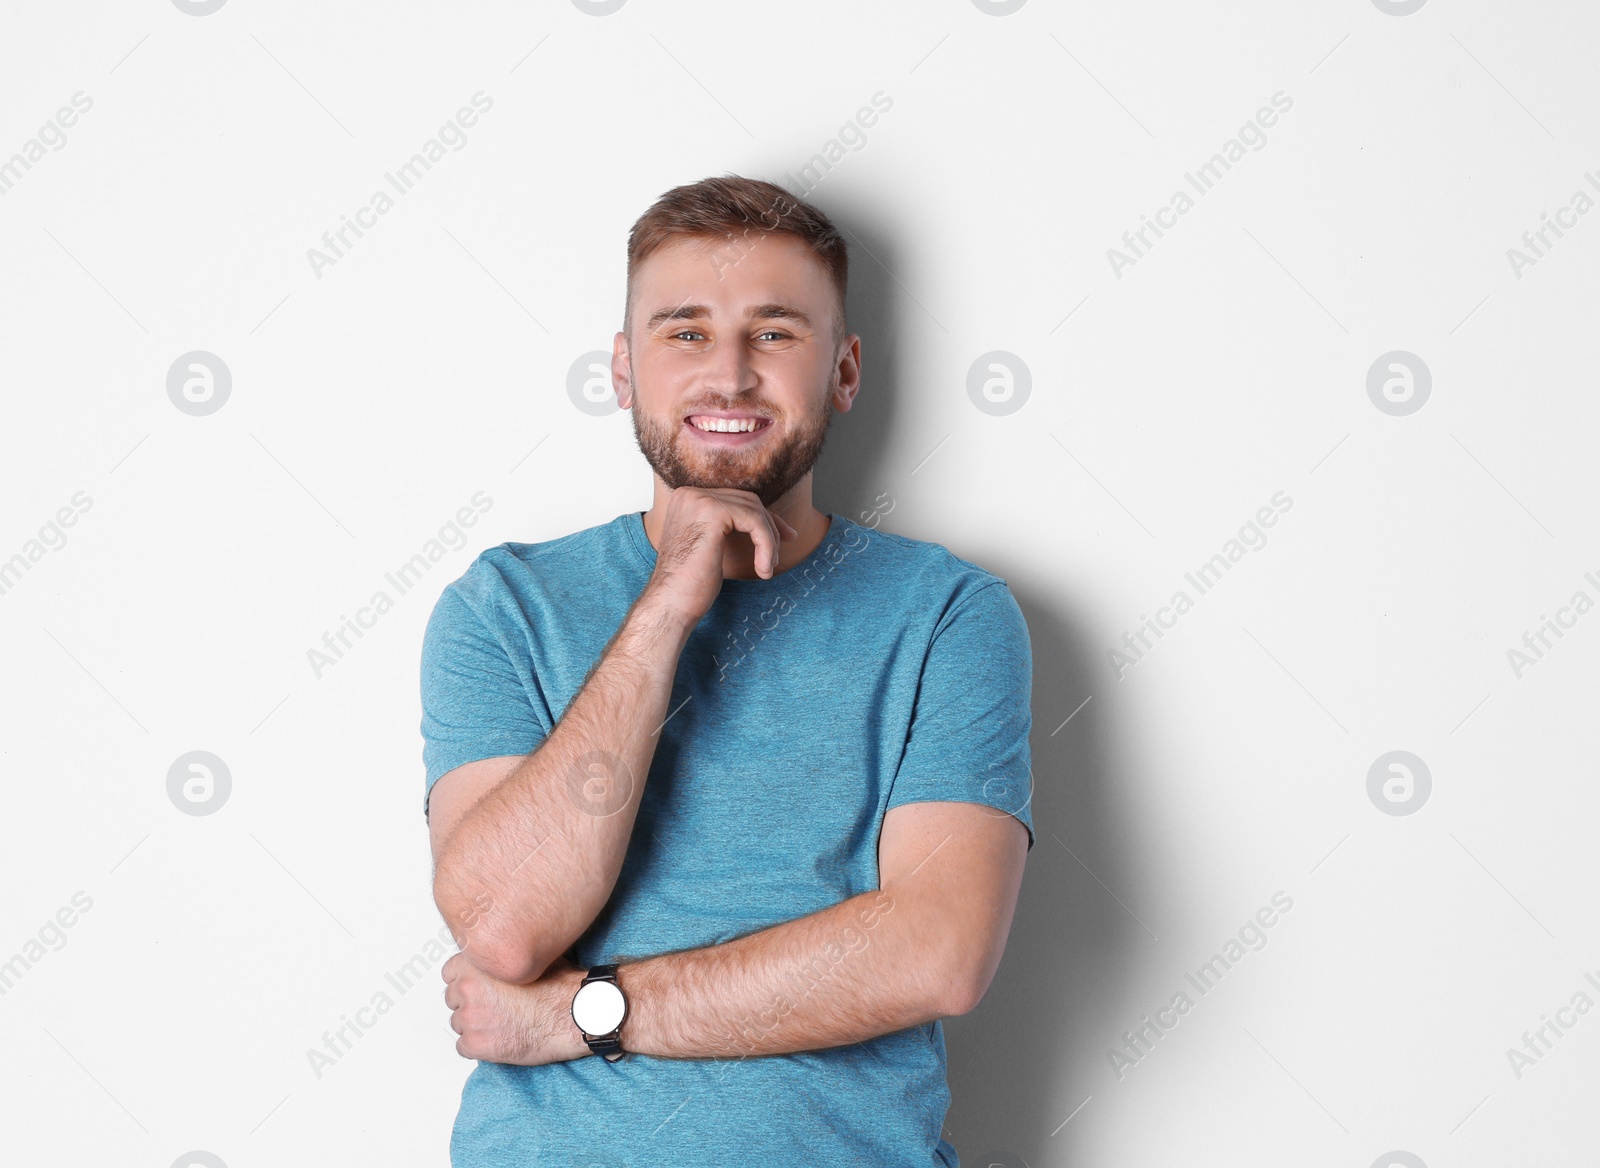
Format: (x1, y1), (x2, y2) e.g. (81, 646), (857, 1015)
(622, 509), (849, 592)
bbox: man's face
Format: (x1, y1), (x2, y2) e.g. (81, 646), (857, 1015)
(614, 232), (859, 508)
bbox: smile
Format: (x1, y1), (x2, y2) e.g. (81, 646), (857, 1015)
(685, 414), (773, 435)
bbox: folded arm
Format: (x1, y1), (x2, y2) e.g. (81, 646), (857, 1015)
(443, 800), (1029, 1063)
(429, 588), (690, 985)
(625, 800), (1029, 1057)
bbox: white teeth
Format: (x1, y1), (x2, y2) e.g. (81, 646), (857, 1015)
(693, 417), (761, 433)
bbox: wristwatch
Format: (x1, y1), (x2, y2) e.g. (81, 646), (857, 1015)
(570, 963), (628, 1062)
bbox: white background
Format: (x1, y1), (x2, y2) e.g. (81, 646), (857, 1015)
(2, 1), (1597, 1165)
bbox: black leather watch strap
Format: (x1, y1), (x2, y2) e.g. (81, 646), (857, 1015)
(588, 1032), (624, 1062)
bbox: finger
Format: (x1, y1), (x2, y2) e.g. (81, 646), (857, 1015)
(719, 498), (783, 577)
(772, 513), (799, 540)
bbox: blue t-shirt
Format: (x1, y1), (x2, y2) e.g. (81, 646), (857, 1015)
(420, 509), (1034, 1168)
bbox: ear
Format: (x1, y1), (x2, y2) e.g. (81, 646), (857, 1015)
(831, 333), (862, 413)
(611, 331), (633, 409)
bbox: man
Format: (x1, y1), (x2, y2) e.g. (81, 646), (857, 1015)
(422, 174), (1034, 1166)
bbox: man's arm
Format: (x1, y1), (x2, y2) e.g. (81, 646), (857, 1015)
(429, 592), (687, 984)
(442, 800), (1029, 1063)
(430, 489), (795, 986)
(625, 800), (1029, 1057)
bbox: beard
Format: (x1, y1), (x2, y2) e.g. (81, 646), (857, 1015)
(630, 381), (834, 508)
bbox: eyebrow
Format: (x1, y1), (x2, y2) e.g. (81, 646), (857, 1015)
(645, 302), (813, 333)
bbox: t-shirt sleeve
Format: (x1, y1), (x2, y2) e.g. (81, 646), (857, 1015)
(885, 579), (1035, 849)
(419, 580), (550, 820)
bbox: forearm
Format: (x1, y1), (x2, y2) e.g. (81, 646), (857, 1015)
(615, 884), (965, 1059)
(446, 808), (1027, 1070)
(434, 590), (690, 983)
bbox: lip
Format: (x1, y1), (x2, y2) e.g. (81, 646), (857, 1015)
(682, 411), (774, 445)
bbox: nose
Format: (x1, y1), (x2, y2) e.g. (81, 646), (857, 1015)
(700, 332), (757, 401)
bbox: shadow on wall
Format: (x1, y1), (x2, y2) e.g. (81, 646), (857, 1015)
(809, 202), (1147, 1167)
(811, 204), (899, 515)
(942, 586), (1145, 1167)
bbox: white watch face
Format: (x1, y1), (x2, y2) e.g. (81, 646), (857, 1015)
(572, 979), (626, 1035)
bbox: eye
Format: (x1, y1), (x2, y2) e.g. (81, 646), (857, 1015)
(670, 330), (705, 341)
(756, 330), (788, 341)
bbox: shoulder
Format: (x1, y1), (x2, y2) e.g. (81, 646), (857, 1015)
(837, 518), (1017, 618)
(432, 515), (631, 614)
(848, 526), (1034, 692)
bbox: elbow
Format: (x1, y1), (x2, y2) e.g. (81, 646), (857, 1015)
(930, 943), (996, 1018)
(431, 881), (533, 984)
(937, 968), (991, 1018)
(441, 908), (551, 985)
(463, 939), (549, 986)
(431, 882), (562, 985)
(431, 871), (482, 955)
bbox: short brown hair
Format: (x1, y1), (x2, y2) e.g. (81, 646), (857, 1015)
(624, 174), (849, 347)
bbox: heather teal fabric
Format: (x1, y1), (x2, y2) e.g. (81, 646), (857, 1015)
(420, 510), (1034, 1168)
